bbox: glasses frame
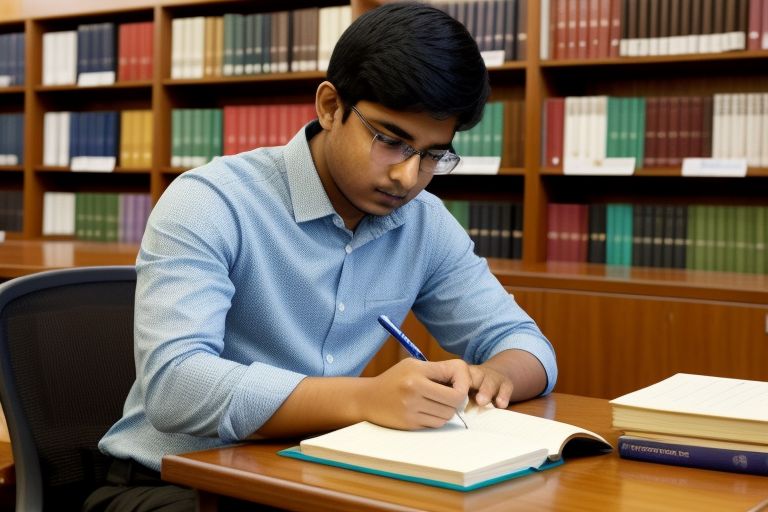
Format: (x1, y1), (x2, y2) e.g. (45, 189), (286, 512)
(350, 106), (461, 175)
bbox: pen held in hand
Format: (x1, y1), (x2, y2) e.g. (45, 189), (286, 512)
(377, 315), (469, 429)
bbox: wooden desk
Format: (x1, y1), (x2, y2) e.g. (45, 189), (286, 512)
(0, 240), (139, 279)
(161, 393), (768, 511)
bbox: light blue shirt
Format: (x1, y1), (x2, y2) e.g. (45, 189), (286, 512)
(99, 122), (557, 471)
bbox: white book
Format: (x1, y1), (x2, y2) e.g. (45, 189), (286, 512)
(746, 93), (761, 167)
(42, 33), (55, 85)
(57, 31), (77, 85)
(590, 96), (608, 164)
(731, 93), (747, 159)
(171, 18), (183, 79)
(540, 0), (550, 59)
(563, 97), (579, 162)
(190, 17), (205, 78)
(57, 192), (76, 235)
(182, 18), (195, 79)
(42, 192), (55, 235)
(711, 94), (726, 158)
(286, 403), (611, 491)
(610, 373), (768, 445)
(762, 94), (768, 167)
(43, 112), (58, 166)
(57, 112), (70, 168)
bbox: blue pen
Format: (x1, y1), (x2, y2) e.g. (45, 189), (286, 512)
(377, 315), (469, 429)
(378, 315), (427, 361)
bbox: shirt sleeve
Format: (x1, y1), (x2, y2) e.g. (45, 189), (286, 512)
(412, 205), (558, 395)
(135, 173), (306, 442)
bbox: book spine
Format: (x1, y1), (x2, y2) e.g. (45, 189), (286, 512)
(618, 437), (768, 476)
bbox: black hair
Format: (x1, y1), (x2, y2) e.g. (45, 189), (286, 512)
(326, 3), (490, 131)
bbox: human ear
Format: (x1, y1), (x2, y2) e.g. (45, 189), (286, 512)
(315, 81), (341, 130)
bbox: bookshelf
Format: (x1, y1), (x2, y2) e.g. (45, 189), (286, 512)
(1, 0), (767, 398)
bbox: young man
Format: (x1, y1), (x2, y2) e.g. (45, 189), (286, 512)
(86, 3), (557, 510)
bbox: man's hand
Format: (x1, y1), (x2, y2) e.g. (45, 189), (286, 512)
(362, 358), (471, 430)
(469, 364), (514, 409)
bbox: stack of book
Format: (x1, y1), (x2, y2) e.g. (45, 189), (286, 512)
(610, 373), (768, 476)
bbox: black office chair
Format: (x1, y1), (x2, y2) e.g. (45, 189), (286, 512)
(0, 266), (137, 511)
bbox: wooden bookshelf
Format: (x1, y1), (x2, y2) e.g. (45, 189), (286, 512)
(2, 0), (768, 398)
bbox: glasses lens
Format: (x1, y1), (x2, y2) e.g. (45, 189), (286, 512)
(428, 152), (460, 175)
(370, 136), (407, 166)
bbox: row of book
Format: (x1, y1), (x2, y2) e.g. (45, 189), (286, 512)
(547, 202), (768, 274)
(0, 190), (23, 232)
(429, 0), (528, 61)
(42, 191), (151, 243)
(453, 102), (523, 165)
(43, 112), (119, 168)
(0, 114), (23, 166)
(171, 6), (350, 79)
(0, 33), (24, 86)
(543, 0), (767, 61)
(119, 111), (153, 169)
(543, 94), (768, 170)
(171, 104), (315, 168)
(611, 373), (768, 476)
(42, 21), (154, 86)
(444, 200), (524, 259)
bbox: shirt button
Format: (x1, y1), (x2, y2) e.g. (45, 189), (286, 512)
(333, 217), (343, 227)
(326, 354), (334, 364)
(345, 244), (352, 254)
(338, 302), (345, 312)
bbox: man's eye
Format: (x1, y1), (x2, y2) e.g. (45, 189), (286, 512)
(376, 135), (403, 148)
(426, 151), (447, 161)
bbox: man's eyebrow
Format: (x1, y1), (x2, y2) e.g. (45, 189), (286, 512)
(374, 119), (453, 150)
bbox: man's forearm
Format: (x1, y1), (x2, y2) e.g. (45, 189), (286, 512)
(481, 349), (547, 402)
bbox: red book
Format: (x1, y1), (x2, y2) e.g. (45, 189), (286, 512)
(140, 22), (154, 81)
(236, 106), (248, 153)
(688, 96), (703, 157)
(588, 0), (601, 58)
(702, 96), (714, 157)
(117, 23), (129, 81)
(257, 105), (270, 148)
(598, 0), (612, 57)
(547, 203), (563, 261)
(549, 0), (560, 59)
(545, 97), (565, 167)
(577, 0), (590, 58)
(667, 97), (681, 167)
(567, 0), (579, 59)
(609, 0), (622, 56)
(247, 105), (259, 151)
(656, 97), (670, 167)
(644, 97), (660, 167)
(555, 0), (569, 59)
(677, 96), (691, 161)
(762, 0), (768, 49)
(223, 106), (237, 155)
(576, 204), (589, 262)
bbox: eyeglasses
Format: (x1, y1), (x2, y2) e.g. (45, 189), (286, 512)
(350, 106), (461, 175)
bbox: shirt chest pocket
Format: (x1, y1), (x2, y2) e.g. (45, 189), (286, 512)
(364, 296), (412, 326)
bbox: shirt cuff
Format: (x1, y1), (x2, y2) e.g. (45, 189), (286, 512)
(219, 362), (307, 442)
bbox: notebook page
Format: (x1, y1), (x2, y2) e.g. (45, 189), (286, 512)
(462, 405), (609, 457)
(301, 420), (547, 474)
(610, 373), (768, 421)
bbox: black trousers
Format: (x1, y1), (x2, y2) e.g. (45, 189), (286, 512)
(83, 458), (282, 512)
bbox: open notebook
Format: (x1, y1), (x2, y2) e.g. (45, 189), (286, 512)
(280, 403), (612, 491)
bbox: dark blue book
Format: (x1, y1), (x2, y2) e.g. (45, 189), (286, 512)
(0, 35), (8, 84)
(16, 33), (24, 86)
(106, 111), (118, 158)
(101, 23), (116, 73)
(76, 25), (89, 75)
(618, 435), (768, 476)
(69, 113), (80, 160)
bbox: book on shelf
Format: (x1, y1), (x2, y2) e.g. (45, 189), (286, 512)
(610, 373), (768, 446)
(280, 402), (612, 491)
(618, 432), (768, 476)
(0, 32), (25, 87)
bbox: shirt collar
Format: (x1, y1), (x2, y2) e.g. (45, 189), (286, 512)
(283, 121), (337, 223)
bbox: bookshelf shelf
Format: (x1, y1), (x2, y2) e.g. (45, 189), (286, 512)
(34, 166), (152, 174)
(0, 166), (22, 172)
(162, 72), (326, 86)
(540, 50), (768, 68)
(539, 167), (768, 178)
(0, 87), (24, 95)
(34, 82), (153, 92)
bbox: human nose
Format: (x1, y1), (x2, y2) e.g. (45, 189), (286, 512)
(388, 153), (420, 191)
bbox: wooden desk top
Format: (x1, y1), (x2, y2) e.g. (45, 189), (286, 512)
(0, 240), (139, 279)
(161, 393), (768, 512)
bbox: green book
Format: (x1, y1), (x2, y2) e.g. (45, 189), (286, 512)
(734, 206), (748, 274)
(75, 193), (87, 240)
(702, 205), (716, 271)
(491, 102), (503, 158)
(211, 108), (223, 160)
(743, 207), (756, 274)
(104, 193), (119, 243)
(606, 97), (620, 157)
(621, 204), (634, 266)
(171, 109), (182, 167)
(606, 204), (617, 265)
(223, 14), (235, 76)
(685, 205), (697, 270)
(755, 207), (767, 274)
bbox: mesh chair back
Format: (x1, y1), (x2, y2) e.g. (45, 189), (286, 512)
(0, 266), (136, 511)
